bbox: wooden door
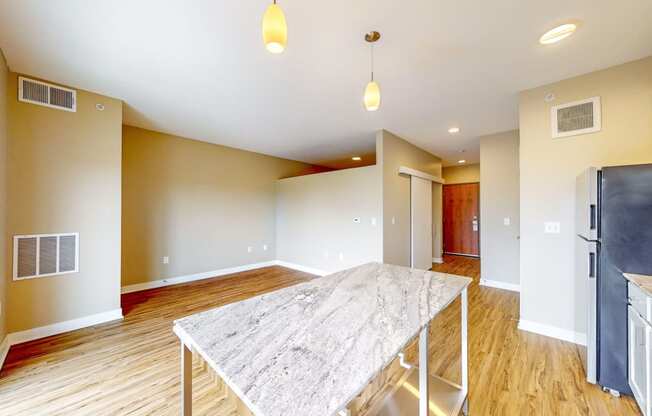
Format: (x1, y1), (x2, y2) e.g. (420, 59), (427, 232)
(443, 183), (480, 256)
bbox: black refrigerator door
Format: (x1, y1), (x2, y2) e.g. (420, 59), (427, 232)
(599, 164), (652, 394)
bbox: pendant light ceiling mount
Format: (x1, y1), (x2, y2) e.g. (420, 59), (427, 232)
(365, 31), (381, 43)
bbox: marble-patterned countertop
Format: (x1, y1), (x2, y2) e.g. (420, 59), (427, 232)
(173, 262), (471, 416)
(624, 273), (652, 297)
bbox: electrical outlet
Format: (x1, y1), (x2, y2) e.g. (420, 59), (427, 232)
(263, 244), (268, 251)
(162, 256), (169, 264)
(247, 246), (253, 253)
(544, 222), (561, 234)
(371, 217), (377, 226)
(504, 217), (511, 226)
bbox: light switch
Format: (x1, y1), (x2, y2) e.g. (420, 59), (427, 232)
(544, 222), (561, 234)
(247, 246), (253, 253)
(504, 217), (511, 226)
(371, 217), (377, 226)
(263, 244), (268, 251)
(391, 216), (396, 225)
(339, 253), (344, 261)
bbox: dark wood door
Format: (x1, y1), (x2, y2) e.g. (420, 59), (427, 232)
(443, 183), (480, 256)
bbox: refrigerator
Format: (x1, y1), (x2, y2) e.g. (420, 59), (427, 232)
(576, 164), (652, 396)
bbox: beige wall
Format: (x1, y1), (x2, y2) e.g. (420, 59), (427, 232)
(519, 56), (652, 338)
(276, 166), (382, 273)
(480, 130), (520, 286)
(6, 72), (123, 333)
(122, 126), (319, 287)
(442, 164), (480, 185)
(377, 130), (443, 266)
(0, 51), (8, 342)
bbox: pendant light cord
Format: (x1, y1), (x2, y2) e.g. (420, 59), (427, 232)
(370, 44), (374, 82)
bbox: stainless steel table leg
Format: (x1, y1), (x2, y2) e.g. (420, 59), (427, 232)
(181, 341), (192, 416)
(419, 323), (430, 416)
(461, 287), (468, 414)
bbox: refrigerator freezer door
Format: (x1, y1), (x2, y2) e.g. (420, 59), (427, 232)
(576, 167), (599, 240)
(599, 164), (652, 395)
(576, 235), (598, 383)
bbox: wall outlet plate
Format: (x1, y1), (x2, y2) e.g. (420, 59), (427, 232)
(504, 217), (511, 226)
(544, 222), (561, 234)
(162, 256), (169, 264)
(247, 246), (253, 253)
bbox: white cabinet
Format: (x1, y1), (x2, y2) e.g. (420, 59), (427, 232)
(628, 281), (652, 416)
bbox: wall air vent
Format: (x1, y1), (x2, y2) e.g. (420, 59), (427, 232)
(13, 233), (79, 280)
(551, 97), (601, 138)
(18, 76), (76, 112)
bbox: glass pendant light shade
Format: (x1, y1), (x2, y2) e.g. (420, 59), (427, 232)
(262, 2), (287, 54)
(364, 80), (381, 111)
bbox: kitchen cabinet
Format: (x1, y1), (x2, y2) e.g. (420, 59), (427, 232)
(627, 277), (652, 416)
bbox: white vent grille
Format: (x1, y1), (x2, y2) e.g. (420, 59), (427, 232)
(18, 76), (76, 112)
(551, 97), (601, 138)
(13, 233), (79, 280)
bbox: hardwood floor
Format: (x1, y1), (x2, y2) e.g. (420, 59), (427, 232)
(0, 257), (641, 415)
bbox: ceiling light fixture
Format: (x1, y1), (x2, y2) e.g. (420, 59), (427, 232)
(448, 127), (460, 134)
(458, 160), (466, 164)
(352, 156), (362, 161)
(539, 23), (578, 45)
(262, 0), (287, 54)
(363, 31), (381, 111)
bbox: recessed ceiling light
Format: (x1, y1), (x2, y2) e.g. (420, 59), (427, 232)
(352, 156), (362, 161)
(448, 127), (460, 134)
(458, 159), (466, 164)
(539, 23), (578, 45)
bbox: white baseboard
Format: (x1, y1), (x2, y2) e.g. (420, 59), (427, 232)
(432, 257), (443, 264)
(0, 336), (9, 371)
(480, 279), (521, 293)
(7, 308), (123, 347)
(121, 261), (278, 294)
(274, 261), (328, 277)
(518, 319), (587, 346)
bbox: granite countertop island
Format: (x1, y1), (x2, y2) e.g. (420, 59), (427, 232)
(624, 273), (652, 297)
(173, 262), (471, 416)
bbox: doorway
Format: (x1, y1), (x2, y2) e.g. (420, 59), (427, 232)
(443, 183), (480, 256)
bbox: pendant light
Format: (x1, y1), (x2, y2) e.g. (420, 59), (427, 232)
(262, 0), (288, 54)
(364, 31), (381, 111)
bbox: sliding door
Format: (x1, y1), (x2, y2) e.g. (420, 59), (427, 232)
(410, 176), (432, 270)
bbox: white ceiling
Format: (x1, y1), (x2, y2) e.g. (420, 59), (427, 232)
(1, 1), (651, 166)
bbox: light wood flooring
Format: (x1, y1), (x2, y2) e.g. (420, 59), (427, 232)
(0, 256), (641, 415)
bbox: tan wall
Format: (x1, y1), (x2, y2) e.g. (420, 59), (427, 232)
(122, 126), (319, 287)
(377, 130), (443, 266)
(276, 166), (382, 273)
(6, 72), (123, 333)
(480, 130), (520, 286)
(442, 164), (480, 184)
(519, 56), (652, 336)
(0, 51), (8, 341)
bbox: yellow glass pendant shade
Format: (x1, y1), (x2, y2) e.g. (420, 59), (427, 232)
(262, 3), (287, 54)
(364, 81), (381, 111)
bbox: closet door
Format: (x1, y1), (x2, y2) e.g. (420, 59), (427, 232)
(411, 176), (432, 270)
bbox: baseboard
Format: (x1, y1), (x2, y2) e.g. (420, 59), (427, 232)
(7, 308), (123, 346)
(479, 279), (521, 293)
(0, 336), (9, 371)
(121, 261), (278, 294)
(432, 257), (443, 264)
(518, 319), (587, 346)
(274, 261), (328, 277)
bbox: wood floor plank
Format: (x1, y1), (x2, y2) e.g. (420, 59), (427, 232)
(0, 259), (641, 415)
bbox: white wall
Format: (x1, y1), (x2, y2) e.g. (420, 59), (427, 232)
(519, 56), (652, 343)
(276, 166), (382, 274)
(480, 130), (520, 289)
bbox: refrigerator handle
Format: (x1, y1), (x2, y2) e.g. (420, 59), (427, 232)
(589, 252), (596, 278)
(590, 204), (597, 230)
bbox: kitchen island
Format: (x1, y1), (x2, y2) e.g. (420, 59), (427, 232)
(173, 262), (471, 416)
